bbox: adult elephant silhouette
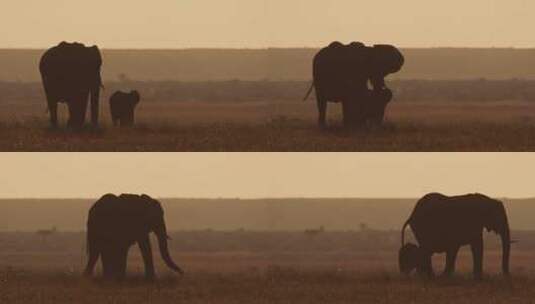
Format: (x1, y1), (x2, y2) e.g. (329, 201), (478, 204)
(399, 193), (511, 280)
(109, 90), (141, 127)
(305, 41), (404, 127)
(84, 193), (184, 280)
(39, 42), (103, 128)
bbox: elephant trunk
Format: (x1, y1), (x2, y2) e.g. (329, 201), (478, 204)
(156, 228), (183, 274)
(500, 217), (511, 275)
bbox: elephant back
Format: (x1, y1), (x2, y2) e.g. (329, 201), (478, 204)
(312, 42), (371, 95)
(40, 42), (102, 84)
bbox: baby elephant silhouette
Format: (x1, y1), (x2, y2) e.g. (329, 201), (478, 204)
(109, 90), (140, 127)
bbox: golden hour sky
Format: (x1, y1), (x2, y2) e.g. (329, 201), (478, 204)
(0, 153), (533, 199)
(1, 0), (534, 48)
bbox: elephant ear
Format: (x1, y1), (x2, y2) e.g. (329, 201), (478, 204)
(484, 199), (506, 233)
(89, 46), (102, 64)
(372, 44), (404, 75)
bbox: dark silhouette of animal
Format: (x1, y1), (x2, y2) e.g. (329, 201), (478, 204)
(344, 88), (393, 125)
(83, 193), (183, 280)
(304, 41), (404, 128)
(399, 193), (511, 279)
(109, 90), (141, 127)
(39, 41), (103, 128)
(304, 226), (325, 236)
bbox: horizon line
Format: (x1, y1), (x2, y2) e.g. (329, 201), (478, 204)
(0, 195), (532, 201)
(2, 46), (535, 51)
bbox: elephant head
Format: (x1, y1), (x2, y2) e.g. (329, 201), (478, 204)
(141, 194), (183, 274)
(368, 45), (404, 90)
(371, 44), (404, 75)
(481, 199), (511, 275)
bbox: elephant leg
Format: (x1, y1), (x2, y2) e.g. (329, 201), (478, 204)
(442, 246), (460, 277)
(90, 93), (99, 127)
(315, 92), (327, 128)
(83, 240), (100, 277)
(126, 110), (135, 126)
(115, 245), (129, 280)
(78, 93), (89, 127)
(101, 244), (128, 280)
(48, 101), (58, 127)
(42, 80), (58, 127)
(100, 245), (116, 279)
(342, 100), (356, 128)
(418, 251), (434, 278)
(67, 103), (77, 128)
(471, 235), (484, 280)
(138, 235), (155, 280)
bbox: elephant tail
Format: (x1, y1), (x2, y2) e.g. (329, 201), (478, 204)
(303, 82), (314, 101)
(85, 229), (90, 256)
(401, 218), (411, 246)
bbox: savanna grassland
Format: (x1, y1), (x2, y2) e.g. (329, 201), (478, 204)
(2, 198), (535, 303)
(0, 230), (534, 304)
(3, 48), (535, 151)
(2, 99), (535, 151)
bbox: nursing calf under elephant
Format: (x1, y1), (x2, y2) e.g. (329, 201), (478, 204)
(82, 191), (511, 281)
(305, 41), (404, 128)
(399, 192), (511, 280)
(39, 40), (401, 131)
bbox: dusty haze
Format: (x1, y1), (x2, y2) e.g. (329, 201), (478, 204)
(2, 1), (535, 48)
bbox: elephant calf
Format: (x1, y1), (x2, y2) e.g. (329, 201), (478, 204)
(341, 88), (393, 127)
(365, 88), (392, 125)
(399, 192), (511, 280)
(109, 90), (140, 127)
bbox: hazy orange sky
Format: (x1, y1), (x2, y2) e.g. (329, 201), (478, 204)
(0, 153), (533, 199)
(2, 1), (534, 48)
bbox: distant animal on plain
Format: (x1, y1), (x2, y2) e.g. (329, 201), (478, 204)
(36, 226), (57, 242)
(304, 226), (325, 236)
(39, 41), (103, 128)
(109, 90), (141, 127)
(399, 192), (511, 280)
(84, 193), (183, 280)
(304, 41), (404, 128)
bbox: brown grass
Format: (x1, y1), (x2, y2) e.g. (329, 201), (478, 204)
(0, 231), (534, 303)
(1, 101), (535, 151)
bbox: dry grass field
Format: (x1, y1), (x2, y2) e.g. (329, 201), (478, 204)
(1, 100), (535, 151)
(0, 231), (533, 303)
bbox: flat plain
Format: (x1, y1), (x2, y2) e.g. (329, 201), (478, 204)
(1, 100), (535, 151)
(0, 230), (533, 303)
(3, 47), (535, 151)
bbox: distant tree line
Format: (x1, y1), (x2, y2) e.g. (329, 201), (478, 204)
(2, 79), (535, 104)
